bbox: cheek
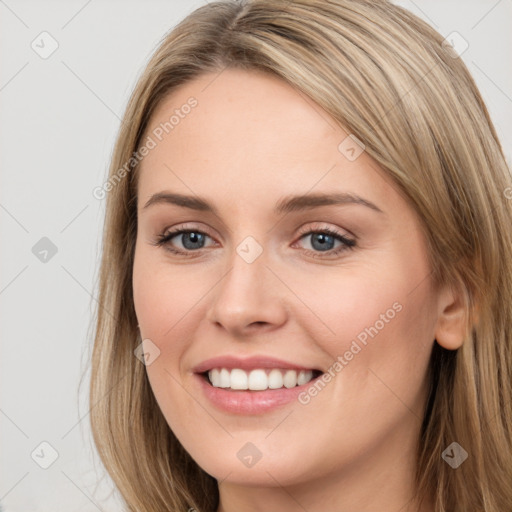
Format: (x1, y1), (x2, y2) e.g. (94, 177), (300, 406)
(132, 251), (195, 419)
(132, 245), (205, 344)
(132, 251), (205, 433)
(289, 247), (436, 406)
(287, 260), (423, 355)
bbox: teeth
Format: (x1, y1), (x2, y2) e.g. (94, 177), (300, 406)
(268, 369), (283, 389)
(207, 368), (315, 390)
(231, 369), (248, 390)
(297, 369), (312, 386)
(248, 369), (268, 390)
(219, 368), (230, 388)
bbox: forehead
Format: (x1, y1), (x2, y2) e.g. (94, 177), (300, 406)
(143, 68), (336, 159)
(136, 68), (393, 211)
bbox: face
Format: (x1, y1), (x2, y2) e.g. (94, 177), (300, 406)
(132, 68), (441, 488)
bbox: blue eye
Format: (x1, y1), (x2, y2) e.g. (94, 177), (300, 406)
(154, 229), (213, 253)
(296, 227), (356, 258)
(153, 225), (356, 258)
(170, 231), (207, 250)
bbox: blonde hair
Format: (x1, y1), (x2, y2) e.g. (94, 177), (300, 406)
(89, 0), (512, 510)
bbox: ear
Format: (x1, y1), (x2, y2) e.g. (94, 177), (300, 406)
(434, 282), (468, 350)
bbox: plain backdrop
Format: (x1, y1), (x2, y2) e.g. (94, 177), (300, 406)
(1, 1), (511, 510)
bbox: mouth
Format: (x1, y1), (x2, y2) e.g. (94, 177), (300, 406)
(192, 355), (326, 413)
(201, 367), (323, 391)
(193, 356), (326, 414)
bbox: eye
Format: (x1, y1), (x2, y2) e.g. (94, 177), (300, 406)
(294, 226), (356, 258)
(152, 225), (215, 256)
(151, 224), (356, 259)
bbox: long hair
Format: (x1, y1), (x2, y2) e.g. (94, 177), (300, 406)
(89, 1), (512, 510)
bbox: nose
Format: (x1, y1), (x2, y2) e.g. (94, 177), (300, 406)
(205, 243), (288, 337)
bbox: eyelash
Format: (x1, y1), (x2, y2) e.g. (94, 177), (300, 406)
(152, 224), (356, 259)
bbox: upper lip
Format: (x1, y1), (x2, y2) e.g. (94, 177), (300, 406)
(192, 355), (321, 374)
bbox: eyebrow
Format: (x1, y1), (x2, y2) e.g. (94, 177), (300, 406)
(142, 191), (385, 215)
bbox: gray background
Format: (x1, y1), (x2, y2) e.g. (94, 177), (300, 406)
(1, 1), (511, 510)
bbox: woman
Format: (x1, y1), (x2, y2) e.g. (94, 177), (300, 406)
(90, 0), (512, 510)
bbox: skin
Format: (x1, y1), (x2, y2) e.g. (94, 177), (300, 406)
(132, 68), (466, 512)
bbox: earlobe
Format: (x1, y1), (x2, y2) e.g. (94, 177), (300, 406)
(434, 283), (468, 351)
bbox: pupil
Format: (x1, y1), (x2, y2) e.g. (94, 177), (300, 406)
(183, 232), (204, 249)
(312, 233), (334, 251)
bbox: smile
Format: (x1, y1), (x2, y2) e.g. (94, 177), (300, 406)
(192, 355), (325, 414)
(205, 368), (322, 391)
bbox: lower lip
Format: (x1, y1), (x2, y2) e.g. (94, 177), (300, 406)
(195, 373), (319, 415)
